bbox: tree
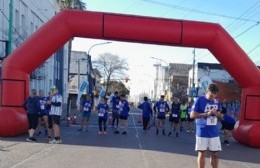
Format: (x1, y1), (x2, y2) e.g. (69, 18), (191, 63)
(108, 81), (130, 96)
(57, 0), (86, 10)
(93, 53), (128, 94)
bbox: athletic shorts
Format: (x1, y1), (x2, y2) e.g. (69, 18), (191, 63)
(112, 111), (119, 119)
(82, 111), (91, 119)
(180, 118), (186, 122)
(169, 117), (179, 123)
(157, 115), (166, 120)
(27, 113), (38, 130)
(119, 115), (128, 120)
(195, 137), (222, 152)
(52, 115), (61, 125)
(221, 123), (235, 130)
(187, 117), (194, 122)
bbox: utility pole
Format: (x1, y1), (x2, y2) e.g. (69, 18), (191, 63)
(8, 0), (13, 55)
(191, 48), (196, 99)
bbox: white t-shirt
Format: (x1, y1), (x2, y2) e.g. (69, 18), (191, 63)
(50, 94), (63, 116)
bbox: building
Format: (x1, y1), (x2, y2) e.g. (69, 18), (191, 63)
(0, 0), (69, 108)
(168, 63), (192, 101)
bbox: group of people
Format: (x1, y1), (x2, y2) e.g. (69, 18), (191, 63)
(138, 83), (236, 168)
(137, 95), (195, 137)
(79, 91), (130, 135)
(23, 86), (63, 144)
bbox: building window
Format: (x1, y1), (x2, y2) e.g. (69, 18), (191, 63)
(15, 9), (20, 32)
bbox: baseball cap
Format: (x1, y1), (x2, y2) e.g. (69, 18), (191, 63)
(51, 85), (57, 90)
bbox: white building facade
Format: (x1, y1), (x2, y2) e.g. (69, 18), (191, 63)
(0, 0), (69, 104)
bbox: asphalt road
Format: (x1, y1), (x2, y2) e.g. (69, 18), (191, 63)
(0, 107), (260, 168)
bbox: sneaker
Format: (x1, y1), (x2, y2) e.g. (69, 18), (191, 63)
(176, 132), (179, 137)
(49, 139), (62, 144)
(26, 137), (36, 142)
(223, 140), (230, 146)
(122, 131), (127, 135)
(162, 130), (166, 136)
(187, 129), (191, 133)
(98, 131), (103, 135)
(103, 131), (107, 135)
(46, 136), (52, 141)
(114, 130), (120, 134)
(156, 129), (159, 135)
(168, 132), (172, 136)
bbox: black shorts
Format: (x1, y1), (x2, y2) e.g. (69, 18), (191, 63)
(187, 117), (194, 122)
(119, 115), (128, 120)
(157, 116), (166, 120)
(52, 115), (61, 125)
(180, 118), (186, 122)
(169, 117), (179, 123)
(27, 113), (38, 130)
(112, 111), (119, 119)
(221, 122), (235, 130)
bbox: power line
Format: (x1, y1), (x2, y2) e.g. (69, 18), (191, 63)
(140, 0), (259, 23)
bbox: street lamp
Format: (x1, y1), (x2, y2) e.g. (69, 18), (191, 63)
(150, 56), (170, 101)
(86, 41), (112, 95)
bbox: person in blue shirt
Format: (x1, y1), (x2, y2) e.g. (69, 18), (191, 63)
(153, 95), (169, 135)
(79, 94), (93, 132)
(219, 107), (236, 146)
(97, 97), (109, 135)
(191, 83), (222, 168)
(37, 90), (50, 137)
(138, 96), (153, 132)
(114, 94), (130, 135)
(111, 91), (120, 129)
(168, 97), (180, 137)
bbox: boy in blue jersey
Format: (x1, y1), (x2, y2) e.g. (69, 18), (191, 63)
(191, 83), (222, 168)
(114, 94), (130, 135)
(153, 95), (170, 135)
(168, 97), (180, 137)
(138, 96), (153, 132)
(111, 91), (120, 129)
(79, 94), (93, 132)
(97, 97), (109, 135)
(220, 107), (236, 146)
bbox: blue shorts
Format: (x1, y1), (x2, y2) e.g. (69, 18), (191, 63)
(82, 111), (91, 119)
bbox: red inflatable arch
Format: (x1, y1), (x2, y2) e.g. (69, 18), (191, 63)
(1, 10), (260, 147)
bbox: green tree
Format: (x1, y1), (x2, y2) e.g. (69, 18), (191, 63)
(57, 0), (86, 10)
(93, 53), (129, 94)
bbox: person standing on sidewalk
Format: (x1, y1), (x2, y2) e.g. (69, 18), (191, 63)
(153, 95), (170, 135)
(49, 86), (63, 144)
(114, 94), (130, 135)
(180, 100), (187, 132)
(191, 83), (222, 168)
(97, 97), (109, 135)
(37, 90), (50, 137)
(79, 94), (93, 132)
(23, 89), (41, 142)
(138, 96), (153, 132)
(111, 91), (120, 129)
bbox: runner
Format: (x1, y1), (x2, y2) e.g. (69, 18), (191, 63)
(168, 97), (180, 137)
(180, 100), (187, 132)
(37, 90), (50, 137)
(186, 100), (195, 132)
(79, 94), (93, 132)
(137, 96), (153, 132)
(97, 97), (109, 135)
(111, 91), (120, 129)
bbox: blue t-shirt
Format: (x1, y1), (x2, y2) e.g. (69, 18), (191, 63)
(154, 101), (169, 117)
(111, 95), (120, 110)
(221, 114), (236, 124)
(97, 103), (109, 119)
(82, 100), (93, 113)
(39, 96), (50, 115)
(138, 101), (152, 118)
(193, 96), (221, 138)
(170, 103), (180, 118)
(119, 100), (130, 117)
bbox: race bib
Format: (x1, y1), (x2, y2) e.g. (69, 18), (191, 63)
(206, 116), (217, 125)
(98, 112), (104, 117)
(40, 104), (45, 110)
(159, 108), (165, 113)
(116, 105), (120, 108)
(84, 107), (89, 111)
(172, 114), (178, 117)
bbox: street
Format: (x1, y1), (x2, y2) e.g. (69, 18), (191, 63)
(0, 107), (260, 168)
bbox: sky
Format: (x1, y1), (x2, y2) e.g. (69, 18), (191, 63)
(72, 0), (260, 98)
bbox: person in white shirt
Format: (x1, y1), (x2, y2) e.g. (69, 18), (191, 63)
(49, 86), (63, 144)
